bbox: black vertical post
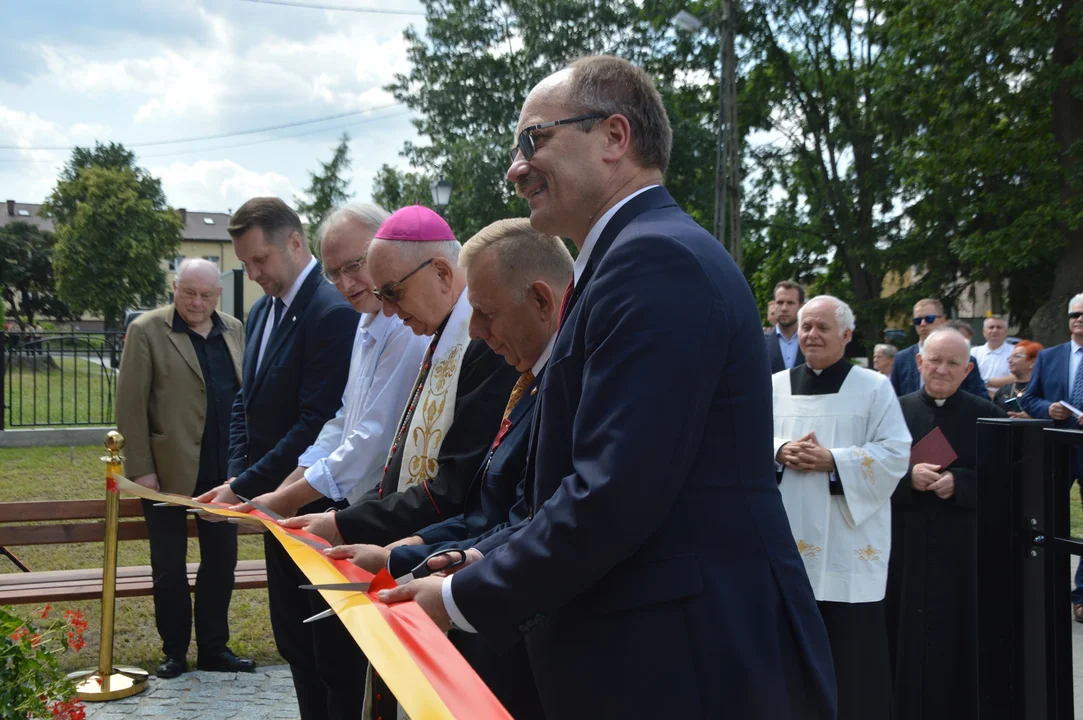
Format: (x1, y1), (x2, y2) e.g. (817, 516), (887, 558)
(0, 331), (5, 431)
(233, 268), (244, 322)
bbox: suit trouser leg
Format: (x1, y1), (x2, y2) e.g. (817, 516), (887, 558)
(193, 511), (238, 656)
(265, 518), (366, 720)
(141, 500), (192, 661)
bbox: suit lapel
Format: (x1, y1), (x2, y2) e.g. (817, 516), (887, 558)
(222, 317), (244, 383)
(244, 297), (270, 393)
(164, 309), (204, 384)
(250, 263), (325, 397)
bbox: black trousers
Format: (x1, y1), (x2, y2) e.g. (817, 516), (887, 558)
(265, 498), (367, 720)
(818, 599), (893, 720)
(141, 495), (238, 660)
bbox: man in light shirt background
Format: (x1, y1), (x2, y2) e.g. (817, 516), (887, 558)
(971, 315), (1014, 396)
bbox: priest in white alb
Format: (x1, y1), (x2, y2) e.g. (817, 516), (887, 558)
(772, 295), (911, 720)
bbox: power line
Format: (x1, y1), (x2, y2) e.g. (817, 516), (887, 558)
(235, 0), (425, 15)
(0, 108), (413, 164)
(0, 103), (403, 151)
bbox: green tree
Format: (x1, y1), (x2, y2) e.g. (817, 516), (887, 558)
(43, 144), (182, 330)
(371, 164), (434, 211)
(296, 133), (353, 253)
(0, 222), (71, 328)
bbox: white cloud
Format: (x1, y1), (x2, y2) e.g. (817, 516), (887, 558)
(149, 159), (296, 212)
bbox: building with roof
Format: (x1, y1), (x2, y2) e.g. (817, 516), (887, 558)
(3, 201), (263, 320)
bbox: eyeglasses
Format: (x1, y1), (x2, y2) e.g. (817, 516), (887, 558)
(912, 314), (942, 326)
(372, 259), (434, 304)
(1070, 311), (1083, 320)
(321, 256), (366, 285)
(509, 114), (609, 164)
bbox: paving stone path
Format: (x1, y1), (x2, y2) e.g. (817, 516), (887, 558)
(82, 665), (299, 720)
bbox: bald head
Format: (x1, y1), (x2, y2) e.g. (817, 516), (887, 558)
(175, 258), (221, 286)
(917, 329), (975, 399)
(173, 258), (223, 330)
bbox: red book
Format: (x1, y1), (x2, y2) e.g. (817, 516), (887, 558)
(910, 426), (958, 469)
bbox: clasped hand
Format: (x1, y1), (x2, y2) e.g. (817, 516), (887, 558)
(911, 462), (955, 499)
(776, 432), (835, 473)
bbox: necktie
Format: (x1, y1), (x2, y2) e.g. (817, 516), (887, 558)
(503, 371), (535, 420)
(1071, 348), (1083, 409)
(271, 298), (285, 333)
(557, 278), (575, 330)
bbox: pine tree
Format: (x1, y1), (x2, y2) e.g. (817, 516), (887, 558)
(295, 133), (353, 254)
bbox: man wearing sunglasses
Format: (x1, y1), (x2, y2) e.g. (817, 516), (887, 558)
(1022, 293), (1083, 621)
(890, 298), (987, 398)
(379, 55), (836, 719)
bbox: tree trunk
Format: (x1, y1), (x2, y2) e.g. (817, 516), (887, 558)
(1031, 0), (1083, 347)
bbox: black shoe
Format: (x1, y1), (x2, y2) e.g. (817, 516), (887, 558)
(156, 657), (187, 679)
(197, 648), (256, 673)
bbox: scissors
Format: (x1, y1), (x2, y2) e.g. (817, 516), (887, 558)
(228, 494), (329, 551)
(299, 549), (468, 623)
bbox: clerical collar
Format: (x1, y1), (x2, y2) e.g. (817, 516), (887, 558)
(790, 356), (852, 395)
(920, 389), (957, 408)
(573, 185), (659, 288)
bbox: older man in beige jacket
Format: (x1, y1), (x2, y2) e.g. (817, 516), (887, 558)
(115, 258), (250, 679)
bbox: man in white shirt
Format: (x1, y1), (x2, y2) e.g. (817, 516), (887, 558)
(971, 315), (1014, 394)
(773, 296), (910, 720)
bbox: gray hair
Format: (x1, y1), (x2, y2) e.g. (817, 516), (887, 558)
(874, 343), (898, 359)
(175, 258), (222, 286)
(459, 218), (573, 303)
(375, 238), (461, 268)
(798, 295), (856, 337)
(318, 202), (390, 246)
(1069, 293), (1083, 312)
(923, 328), (972, 356)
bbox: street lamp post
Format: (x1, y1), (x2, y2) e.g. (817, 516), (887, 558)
(673, 4), (741, 267)
(430, 178), (452, 216)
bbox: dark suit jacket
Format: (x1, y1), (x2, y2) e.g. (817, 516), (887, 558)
(228, 264), (359, 499)
(890, 343), (988, 398)
(333, 337), (520, 547)
(387, 370), (542, 578)
(1022, 342), (1083, 476)
(765, 327), (804, 374)
(450, 187), (837, 719)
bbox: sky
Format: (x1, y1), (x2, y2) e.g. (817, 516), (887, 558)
(0, 0), (427, 216)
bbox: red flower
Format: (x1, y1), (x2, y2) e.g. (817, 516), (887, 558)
(50, 699), (87, 720)
(39, 603), (51, 619)
(30, 633), (42, 647)
(9, 626), (29, 643)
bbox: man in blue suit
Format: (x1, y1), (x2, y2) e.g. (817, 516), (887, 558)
(196, 197), (360, 720)
(766, 280), (806, 373)
(380, 55), (836, 719)
(1022, 293), (1083, 619)
(891, 297), (987, 398)
(328, 218), (571, 719)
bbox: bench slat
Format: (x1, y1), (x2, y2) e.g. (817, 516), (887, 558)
(0, 560), (268, 604)
(0, 518), (264, 546)
(0, 498), (146, 523)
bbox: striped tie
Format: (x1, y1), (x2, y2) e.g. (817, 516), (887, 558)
(503, 371), (535, 420)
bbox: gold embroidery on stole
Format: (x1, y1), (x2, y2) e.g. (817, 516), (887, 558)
(405, 345), (462, 486)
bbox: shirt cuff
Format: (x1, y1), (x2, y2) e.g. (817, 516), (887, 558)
(442, 576), (477, 634)
(297, 444), (330, 469)
(303, 460), (345, 502)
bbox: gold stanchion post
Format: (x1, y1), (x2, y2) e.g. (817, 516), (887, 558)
(68, 431), (149, 701)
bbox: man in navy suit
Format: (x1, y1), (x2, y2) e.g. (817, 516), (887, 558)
(1022, 293), (1083, 619)
(380, 55), (836, 719)
(196, 197), (360, 720)
(766, 280), (806, 373)
(327, 219), (571, 719)
(891, 297), (987, 398)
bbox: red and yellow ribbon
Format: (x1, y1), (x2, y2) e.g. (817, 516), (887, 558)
(112, 475), (511, 720)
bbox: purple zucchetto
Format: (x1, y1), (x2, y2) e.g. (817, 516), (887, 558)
(374, 205), (456, 243)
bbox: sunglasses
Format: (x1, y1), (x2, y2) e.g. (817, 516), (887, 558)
(372, 259), (434, 305)
(912, 314), (943, 326)
(321, 256), (366, 285)
(1070, 312), (1083, 320)
(509, 114), (609, 164)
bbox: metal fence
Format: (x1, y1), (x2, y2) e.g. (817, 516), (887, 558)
(1, 330), (124, 429)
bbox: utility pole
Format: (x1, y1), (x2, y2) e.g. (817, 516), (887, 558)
(715, 0), (741, 267)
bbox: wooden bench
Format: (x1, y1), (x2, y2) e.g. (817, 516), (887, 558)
(0, 498), (267, 605)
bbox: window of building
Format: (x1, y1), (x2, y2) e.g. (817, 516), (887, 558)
(203, 217), (215, 225)
(168, 256), (185, 272)
(17, 209), (30, 216)
(203, 255), (220, 266)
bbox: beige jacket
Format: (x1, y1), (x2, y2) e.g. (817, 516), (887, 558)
(115, 305), (244, 496)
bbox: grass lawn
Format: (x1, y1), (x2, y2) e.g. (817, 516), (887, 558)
(0, 445), (282, 672)
(4, 356), (117, 427)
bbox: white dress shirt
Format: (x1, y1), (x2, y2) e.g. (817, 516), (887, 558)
(972, 341), (1012, 383)
(441, 187), (660, 633)
(256, 256), (318, 372)
(298, 311), (429, 504)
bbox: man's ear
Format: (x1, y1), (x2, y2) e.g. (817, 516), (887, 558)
(531, 280), (557, 321)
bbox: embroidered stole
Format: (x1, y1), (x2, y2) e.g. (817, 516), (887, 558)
(390, 288), (472, 493)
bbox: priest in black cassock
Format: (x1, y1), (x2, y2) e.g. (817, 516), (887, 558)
(886, 328), (1007, 720)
